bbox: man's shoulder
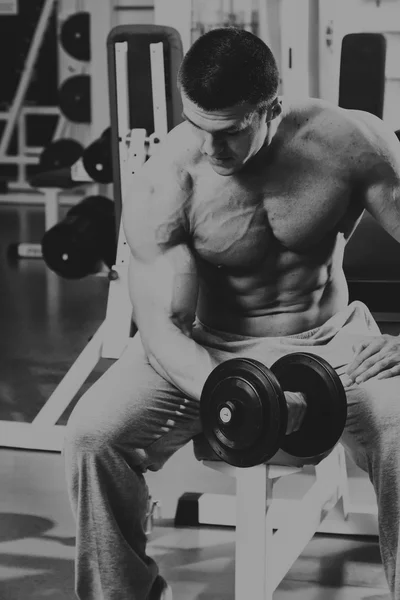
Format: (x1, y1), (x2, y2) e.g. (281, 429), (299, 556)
(286, 98), (397, 160)
(285, 97), (358, 141)
(155, 121), (200, 170)
(124, 123), (196, 254)
(134, 122), (197, 199)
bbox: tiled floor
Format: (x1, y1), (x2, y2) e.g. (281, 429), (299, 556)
(0, 200), (394, 599)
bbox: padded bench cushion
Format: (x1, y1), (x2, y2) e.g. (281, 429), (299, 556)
(107, 24), (184, 135)
(107, 23), (184, 237)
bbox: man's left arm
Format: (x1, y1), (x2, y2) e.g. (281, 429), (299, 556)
(347, 115), (400, 384)
(362, 119), (400, 243)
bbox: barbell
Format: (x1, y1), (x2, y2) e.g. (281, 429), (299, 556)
(200, 352), (347, 468)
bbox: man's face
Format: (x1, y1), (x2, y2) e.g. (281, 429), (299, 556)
(181, 94), (277, 175)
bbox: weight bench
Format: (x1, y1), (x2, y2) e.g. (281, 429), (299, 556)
(192, 434), (349, 600)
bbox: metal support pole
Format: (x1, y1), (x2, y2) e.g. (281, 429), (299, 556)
(0, 0), (56, 157)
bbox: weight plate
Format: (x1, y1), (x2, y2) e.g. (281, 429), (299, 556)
(59, 75), (91, 124)
(39, 139), (84, 172)
(41, 216), (102, 280)
(67, 196), (117, 270)
(68, 195), (114, 222)
(60, 12), (90, 62)
(200, 358), (288, 468)
(271, 353), (347, 459)
(82, 138), (113, 183)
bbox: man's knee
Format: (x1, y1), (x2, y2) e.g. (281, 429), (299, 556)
(63, 388), (146, 468)
(64, 394), (111, 459)
(345, 377), (400, 456)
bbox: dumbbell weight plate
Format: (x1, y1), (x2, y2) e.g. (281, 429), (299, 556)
(200, 358), (288, 468)
(82, 138), (113, 183)
(68, 195), (116, 268)
(270, 353), (347, 459)
(41, 216), (102, 279)
(60, 12), (91, 62)
(59, 74), (91, 124)
(41, 196), (116, 279)
(39, 139), (84, 172)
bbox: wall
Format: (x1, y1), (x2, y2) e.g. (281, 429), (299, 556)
(318, 0), (400, 129)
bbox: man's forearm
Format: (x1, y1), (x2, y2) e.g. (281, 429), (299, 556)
(143, 323), (216, 401)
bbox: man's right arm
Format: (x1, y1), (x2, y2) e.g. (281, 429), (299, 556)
(122, 148), (216, 401)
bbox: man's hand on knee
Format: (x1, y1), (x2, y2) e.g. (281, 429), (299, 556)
(346, 335), (400, 384)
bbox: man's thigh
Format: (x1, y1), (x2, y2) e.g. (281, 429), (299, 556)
(65, 334), (202, 470)
(341, 375), (400, 472)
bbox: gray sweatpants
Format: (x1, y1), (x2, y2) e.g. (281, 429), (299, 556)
(63, 301), (400, 599)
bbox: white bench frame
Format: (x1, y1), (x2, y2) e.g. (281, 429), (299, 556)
(204, 444), (349, 600)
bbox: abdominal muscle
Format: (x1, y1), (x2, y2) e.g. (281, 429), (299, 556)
(195, 241), (350, 338)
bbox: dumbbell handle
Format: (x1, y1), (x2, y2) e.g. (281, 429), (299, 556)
(218, 390), (307, 435)
(284, 391), (307, 435)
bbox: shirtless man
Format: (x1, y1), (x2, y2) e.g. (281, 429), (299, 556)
(64, 28), (400, 600)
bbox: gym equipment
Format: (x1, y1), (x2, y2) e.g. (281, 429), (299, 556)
(38, 138), (84, 173)
(200, 353), (347, 468)
(58, 74), (91, 123)
(82, 127), (113, 183)
(0, 24), (183, 446)
(41, 195), (116, 279)
(60, 11), (91, 62)
(8, 148), (85, 264)
(339, 33), (386, 118)
(7, 139), (83, 264)
(7, 243), (43, 261)
(107, 25), (184, 228)
(271, 353), (347, 458)
(201, 358), (287, 468)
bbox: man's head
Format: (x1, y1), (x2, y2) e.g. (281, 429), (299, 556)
(178, 28), (281, 175)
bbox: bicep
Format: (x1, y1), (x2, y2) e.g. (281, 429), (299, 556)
(120, 140), (196, 337)
(364, 178), (400, 242)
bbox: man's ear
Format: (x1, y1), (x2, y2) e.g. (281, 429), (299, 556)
(270, 98), (282, 120)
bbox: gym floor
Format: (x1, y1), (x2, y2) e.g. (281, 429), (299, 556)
(0, 199), (393, 600)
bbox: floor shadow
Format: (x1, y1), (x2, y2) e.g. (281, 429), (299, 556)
(0, 512), (75, 547)
(0, 552), (75, 600)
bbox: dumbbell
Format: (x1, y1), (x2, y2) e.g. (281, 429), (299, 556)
(41, 195), (116, 279)
(200, 352), (347, 468)
(38, 138), (84, 173)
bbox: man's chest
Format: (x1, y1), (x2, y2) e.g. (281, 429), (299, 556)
(189, 162), (353, 267)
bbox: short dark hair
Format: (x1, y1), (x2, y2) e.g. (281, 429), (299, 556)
(178, 28), (279, 112)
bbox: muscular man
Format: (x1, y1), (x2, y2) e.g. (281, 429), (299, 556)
(64, 28), (400, 600)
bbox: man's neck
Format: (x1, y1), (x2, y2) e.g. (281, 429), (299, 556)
(243, 117), (283, 175)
